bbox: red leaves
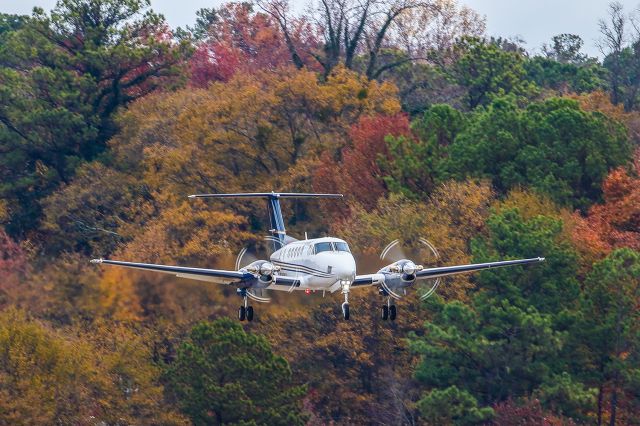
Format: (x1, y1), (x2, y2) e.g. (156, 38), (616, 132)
(190, 43), (242, 85)
(312, 113), (411, 215)
(189, 3), (319, 87)
(0, 230), (26, 277)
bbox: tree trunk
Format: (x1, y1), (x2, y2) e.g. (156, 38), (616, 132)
(609, 384), (617, 426)
(597, 383), (603, 426)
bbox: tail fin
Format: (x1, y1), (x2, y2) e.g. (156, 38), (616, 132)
(188, 192), (343, 249)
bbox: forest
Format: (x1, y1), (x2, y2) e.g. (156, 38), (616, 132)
(0, 0), (639, 424)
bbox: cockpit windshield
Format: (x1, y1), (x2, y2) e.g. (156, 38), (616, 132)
(314, 242), (333, 253)
(334, 242), (350, 253)
(313, 241), (350, 254)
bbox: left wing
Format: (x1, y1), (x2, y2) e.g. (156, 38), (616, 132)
(90, 258), (254, 285)
(415, 257), (545, 280)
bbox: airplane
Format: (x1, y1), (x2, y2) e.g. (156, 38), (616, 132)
(91, 192), (545, 321)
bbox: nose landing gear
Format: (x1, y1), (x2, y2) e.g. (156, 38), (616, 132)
(237, 289), (254, 322)
(341, 280), (351, 320)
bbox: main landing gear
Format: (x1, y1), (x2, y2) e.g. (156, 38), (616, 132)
(339, 284), (399, 321)
(380, 290), (397, 321)
(237, 289), (254, 322)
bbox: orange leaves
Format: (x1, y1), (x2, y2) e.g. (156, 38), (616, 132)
(114, 65), (401, 202)
(568, 90), (640, 143)
(572, 151), (640, 257)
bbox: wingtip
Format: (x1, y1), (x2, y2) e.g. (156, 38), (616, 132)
(90, 258), (103, 264)
(187, 194), (196, 199)
(538, 257), (546, 262)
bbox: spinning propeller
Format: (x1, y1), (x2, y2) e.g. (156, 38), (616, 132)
(378, 237), (442, 300)
(233, 235), (284, 303)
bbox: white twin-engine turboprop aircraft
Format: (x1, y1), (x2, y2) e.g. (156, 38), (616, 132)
(91, 192), (545, 321)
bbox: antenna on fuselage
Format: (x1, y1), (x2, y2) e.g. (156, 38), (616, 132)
(188, 192), (343, 250)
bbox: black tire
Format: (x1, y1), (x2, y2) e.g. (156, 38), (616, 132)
(246, 306), (254, 322)
(389, 305), (397, 321)
(238, 306), (246, 321)
(381, 305), (389, 320)
(342, 303), (350, 320)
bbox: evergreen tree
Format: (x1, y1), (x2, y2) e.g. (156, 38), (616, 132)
(573, 249), (640, 424)
(0, 0), (191, 237)
(411, 208), (595, 422)
(165, 319), (307, 426)
(446, 97), (632, 210)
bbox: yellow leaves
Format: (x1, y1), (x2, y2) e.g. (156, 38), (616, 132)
(0, 200), (7, 223)
(112, 66), (402, 204)
(0, 309), (186, 424)
(98, 268), (142, 322)
(122, 200), (254, 265)
(0, 308), (95, 424)
(497, 188), (570, 221)
(494, 188), (576, 245)
(86, 321), (189, 425)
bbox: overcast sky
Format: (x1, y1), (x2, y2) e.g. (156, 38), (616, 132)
(1, 0), (639, 57)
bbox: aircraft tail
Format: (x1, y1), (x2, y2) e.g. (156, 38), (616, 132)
(188, 192), (343, 249)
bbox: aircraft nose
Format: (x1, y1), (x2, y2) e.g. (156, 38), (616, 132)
(333, 254), (356, 281)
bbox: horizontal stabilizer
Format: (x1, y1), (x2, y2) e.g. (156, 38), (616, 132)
(188, 192), (343, 199)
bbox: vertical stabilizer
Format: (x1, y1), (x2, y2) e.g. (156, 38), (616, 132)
(188, 192), (343, 250)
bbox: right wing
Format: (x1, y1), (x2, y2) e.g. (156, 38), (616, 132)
(90, 258), (255, 285)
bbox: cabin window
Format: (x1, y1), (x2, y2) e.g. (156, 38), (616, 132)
(334, 242), (351, 253)
(314, 242), (333, 253)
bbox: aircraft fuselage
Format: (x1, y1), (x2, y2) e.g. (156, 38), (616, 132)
(267, 237), (356, 292)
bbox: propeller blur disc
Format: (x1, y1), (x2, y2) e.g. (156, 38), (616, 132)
(379, 237), (442, 300)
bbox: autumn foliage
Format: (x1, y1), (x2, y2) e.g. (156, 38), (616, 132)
(572, 150), (640, 256)
(313, 113), (411, 214)
(2, 0), (640, 424)
(189, 3), (319, 86)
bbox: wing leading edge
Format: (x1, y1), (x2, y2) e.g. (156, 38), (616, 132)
(416, 257), (545, 280)
(90, 258), (254, 285)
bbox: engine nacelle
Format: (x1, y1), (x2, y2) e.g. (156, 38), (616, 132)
(378, 259), (423, 290)
(244, 260), (279, 287)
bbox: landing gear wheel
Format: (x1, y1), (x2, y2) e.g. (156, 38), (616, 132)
(389, 305), (397, 321)
(342, 302), (350, 320)
(238, 306), (246, 321)
(381, 305), (389, 320)
(246, 306), (254, 322)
